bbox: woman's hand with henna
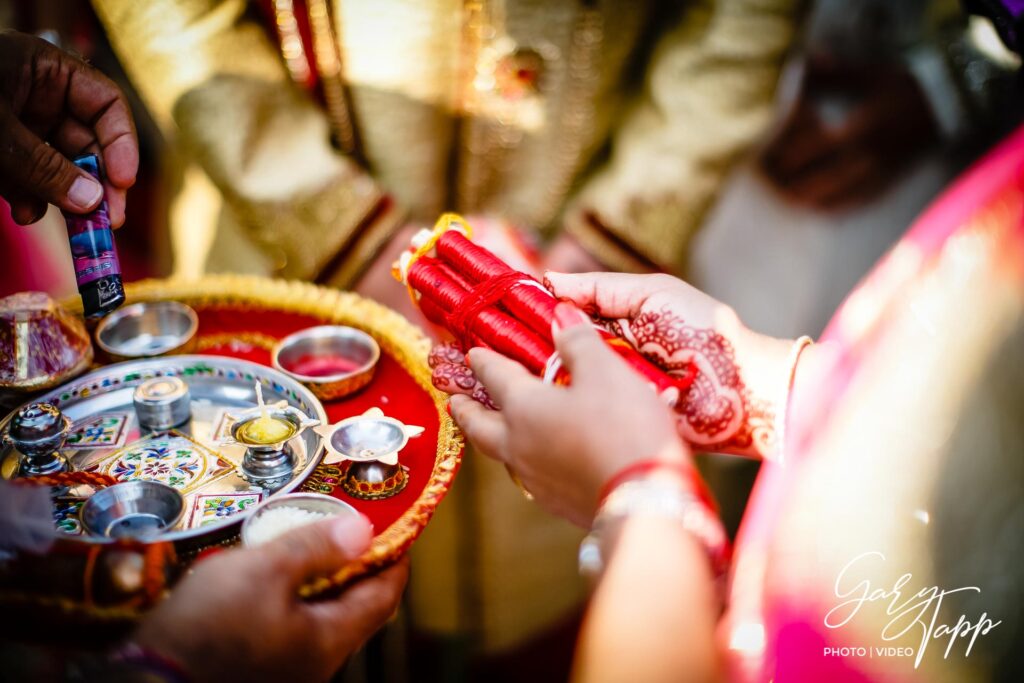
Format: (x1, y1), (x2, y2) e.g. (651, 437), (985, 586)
(544, 272), (796, 457)
(450, 303), (691, 527)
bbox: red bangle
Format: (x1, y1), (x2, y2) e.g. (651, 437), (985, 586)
(598, 459), (718, 514)
(109, 642), (191, 683)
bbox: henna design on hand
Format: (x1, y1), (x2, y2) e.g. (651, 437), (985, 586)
(431, 359), (497, 409)
(622, 309), (775, 455)
(428, 342), (466, 368)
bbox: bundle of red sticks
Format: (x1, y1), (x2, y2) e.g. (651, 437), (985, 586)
(393, 214), (697, 400)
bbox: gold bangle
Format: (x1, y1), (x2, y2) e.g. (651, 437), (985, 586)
(505, 464), (534, 500)
(776, 335), (813, 463)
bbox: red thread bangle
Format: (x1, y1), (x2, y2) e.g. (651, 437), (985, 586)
(598, 459), (718, 514)
(109, 642), (191, 683)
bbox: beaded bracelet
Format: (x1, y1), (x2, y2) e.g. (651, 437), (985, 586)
(580, 465), (731, 580)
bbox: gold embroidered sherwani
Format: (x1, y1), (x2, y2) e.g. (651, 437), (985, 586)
(91, 0), (797, 649)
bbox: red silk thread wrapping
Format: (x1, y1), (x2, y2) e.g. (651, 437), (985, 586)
(408, 257), (553, 373)
(437, 232), (556, 338)
(408, 230), (698, 395)
(432, 231), (698, 394)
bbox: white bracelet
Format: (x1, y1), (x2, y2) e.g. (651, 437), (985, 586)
(579, 478), (729, 580)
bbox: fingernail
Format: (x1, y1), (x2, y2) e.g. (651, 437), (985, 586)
(329, 514), (372, 555)
(67, 175), (103, 210)
(552, 302), (588, 335)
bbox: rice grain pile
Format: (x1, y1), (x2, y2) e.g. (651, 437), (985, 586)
(245, 505), (331, 546)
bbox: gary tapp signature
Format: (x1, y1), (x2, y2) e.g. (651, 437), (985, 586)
(823, 551), (1001, 669)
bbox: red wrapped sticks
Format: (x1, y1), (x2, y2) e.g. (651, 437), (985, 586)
(395, 214), (697, 399)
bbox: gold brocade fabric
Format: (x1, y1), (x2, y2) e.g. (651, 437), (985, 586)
(90, 0), (797, 650)
(91, 0), (797, 282)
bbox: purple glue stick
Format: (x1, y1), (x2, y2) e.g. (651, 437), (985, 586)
(62, 154), (126, 318)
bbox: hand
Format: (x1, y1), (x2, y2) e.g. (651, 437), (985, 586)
(133, 515), (408, 682)
(760, 57), (937, 209)
(450, 302), (690, 527)
(544, 272), (793, 458)
(0, 31), (138, 226)
(429, 342), (495, 408)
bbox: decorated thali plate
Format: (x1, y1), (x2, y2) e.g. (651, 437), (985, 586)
(0, 277), (462, 630)
(0, 355), (327, 545)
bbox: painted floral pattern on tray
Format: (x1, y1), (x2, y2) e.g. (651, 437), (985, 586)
(187, 492), (263, 528)
(53, 498), (85, 535)
(65, 413), (130, 450)
(95, 431), (234, 493)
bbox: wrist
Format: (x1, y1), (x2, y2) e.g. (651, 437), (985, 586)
(581, 461), (729, 581)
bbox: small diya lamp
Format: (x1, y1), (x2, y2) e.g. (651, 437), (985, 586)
(314, 408), (423, 500)
(272, 325), (380, 401)
(95, 301), (198, 361)
(225, 383), (320, 487)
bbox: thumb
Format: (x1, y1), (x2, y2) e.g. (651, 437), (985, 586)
(0, 111), (103, 214)
(551, 302), (627, 386)
(258, 513), (373, 590)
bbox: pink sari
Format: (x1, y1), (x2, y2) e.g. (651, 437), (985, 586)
(725, 125), (1024, 681)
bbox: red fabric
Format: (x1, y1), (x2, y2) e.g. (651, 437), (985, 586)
(194, 305), (444, 534)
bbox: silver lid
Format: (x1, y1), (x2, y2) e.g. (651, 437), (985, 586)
(133, 376), (191, 430)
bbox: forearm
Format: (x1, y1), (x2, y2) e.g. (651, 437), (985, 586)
(573, 514), (722, 683)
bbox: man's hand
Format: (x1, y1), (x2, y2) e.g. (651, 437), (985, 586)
(0, 31), (138, 225)
(133, 515), (408, 682)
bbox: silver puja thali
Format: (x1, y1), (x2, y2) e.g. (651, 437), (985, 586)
(0, 355), (327, 547)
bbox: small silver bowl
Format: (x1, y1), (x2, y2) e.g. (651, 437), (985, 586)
(330, 419), (407, 461)
(273, 326), (380, 401)
(81, 480), (185, 539)
(240, 492), (359, 547)
(96, 301), (199, 360)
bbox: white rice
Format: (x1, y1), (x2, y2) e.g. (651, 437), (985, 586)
(245, 505), (331, 546)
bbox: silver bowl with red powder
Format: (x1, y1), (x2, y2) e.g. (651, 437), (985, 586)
(272, 325), (380, 401)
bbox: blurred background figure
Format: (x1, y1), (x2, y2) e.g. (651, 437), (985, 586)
(695, 0), (1021, 340)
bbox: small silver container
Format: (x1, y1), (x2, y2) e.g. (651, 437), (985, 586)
(273, 326), (380, 401)
(134, 376), (191, 430)
(240, 492), (359, 547)
(81, 480), (185, 539)
(96, 301), (199, 360)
